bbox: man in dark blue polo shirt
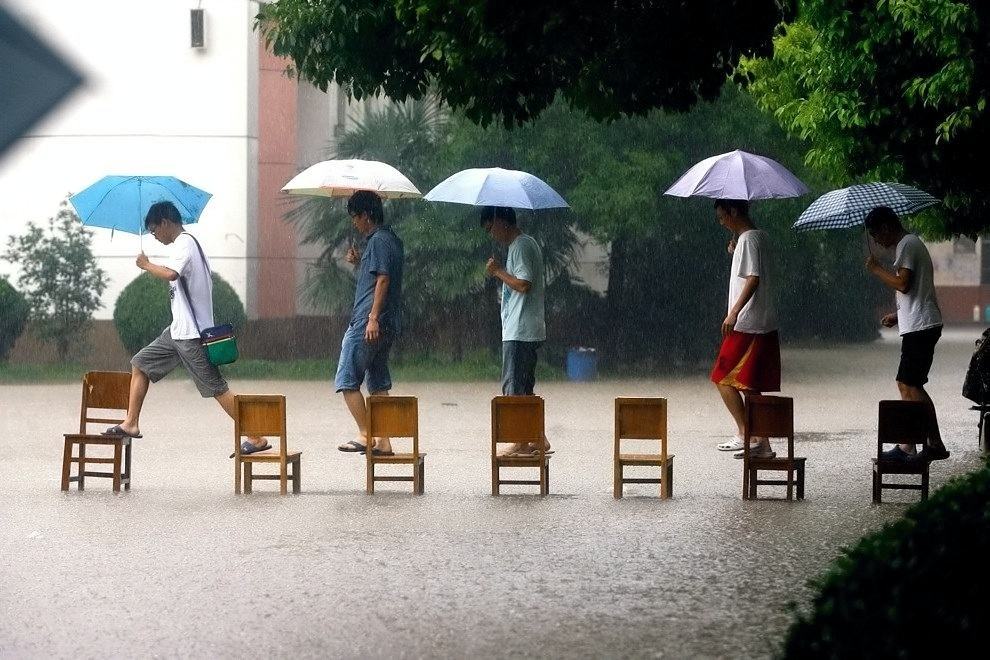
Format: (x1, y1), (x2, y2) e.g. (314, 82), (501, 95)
(335, 191), (404, 456)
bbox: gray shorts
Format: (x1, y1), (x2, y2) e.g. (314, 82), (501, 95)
(131, 329), (229, 398)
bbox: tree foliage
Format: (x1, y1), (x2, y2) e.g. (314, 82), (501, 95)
(3, 201), (106, 360)
(256, 0), (790, 126)
(0, 277), (29, 361)
(113, 271), (246, 355)
(739, 0), (990, 237)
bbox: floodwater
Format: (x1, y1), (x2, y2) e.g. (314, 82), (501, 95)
(0, 328), (984, 658)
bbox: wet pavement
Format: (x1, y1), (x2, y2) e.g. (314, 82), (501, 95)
(1, 328), (984, 658)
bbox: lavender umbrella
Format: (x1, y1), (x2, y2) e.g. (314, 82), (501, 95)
(664, 150), (809, 200)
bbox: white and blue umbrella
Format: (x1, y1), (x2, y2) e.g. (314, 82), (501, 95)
(424, 167), (569, 209)
(793, 182), (939, 231)
(664, 149), (809, 200)
(69, 175), (212, 236)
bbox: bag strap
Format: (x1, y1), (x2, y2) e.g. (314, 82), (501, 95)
(176, 232), (212, 335)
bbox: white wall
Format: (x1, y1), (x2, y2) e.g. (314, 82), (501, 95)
(0, 0), (259, 318)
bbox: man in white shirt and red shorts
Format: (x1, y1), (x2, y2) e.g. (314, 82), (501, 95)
(710, 199), (781, 459)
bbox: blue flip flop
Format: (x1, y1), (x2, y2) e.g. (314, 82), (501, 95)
(229, 441), (271, 459)
(102, 424), (142, 439)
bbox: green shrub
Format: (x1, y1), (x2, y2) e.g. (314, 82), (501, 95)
(784, 462), (990, 658)
(114, 272), (246, 354)
(0, 277), (30, 361)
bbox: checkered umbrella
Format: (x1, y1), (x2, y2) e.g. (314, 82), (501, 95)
(793, 182), (939, 231)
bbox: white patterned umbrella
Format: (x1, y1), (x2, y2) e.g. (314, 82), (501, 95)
(281, 159), (421, 199)
(793, 182), (939, 231)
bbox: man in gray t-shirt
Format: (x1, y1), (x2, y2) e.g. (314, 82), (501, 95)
(481, 206), (550, 456)
(865, 206), (949, 462)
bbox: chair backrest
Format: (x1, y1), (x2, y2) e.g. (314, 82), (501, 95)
(744, 394), (794, 441)
(877, 400), (930, 456)
(614, 397), (667, 457)
(491, 396), (544, 453)
(234, 395), (287, 458)
(79, 371), (130, 433)
(366, 396), (419, 457)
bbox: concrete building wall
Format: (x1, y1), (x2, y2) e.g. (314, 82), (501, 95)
(0, 0), (258, 319)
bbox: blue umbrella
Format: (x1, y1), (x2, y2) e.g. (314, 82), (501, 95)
(424, 167), (569, 209)
(69, 175), (212, 237)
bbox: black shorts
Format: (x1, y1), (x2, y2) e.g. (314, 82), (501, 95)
(897, 326), (942, 387)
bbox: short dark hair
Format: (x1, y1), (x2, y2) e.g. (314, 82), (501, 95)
(145, 201), (182, 230)
(347, 190), (384, 225)
(864, 206), (902, 233)
(713, 198), (750, 217)
(479, 206), (516, 226)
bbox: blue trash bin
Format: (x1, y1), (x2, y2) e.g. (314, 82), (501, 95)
(566, 347), (598, 381)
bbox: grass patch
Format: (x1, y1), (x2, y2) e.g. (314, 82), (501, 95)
(0, 352), (566, 384)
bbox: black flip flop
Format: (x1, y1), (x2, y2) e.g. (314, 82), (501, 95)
(102, 424), (142, 439)
(338, 440), (367, 453)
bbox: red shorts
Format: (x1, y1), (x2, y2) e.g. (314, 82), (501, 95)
(710, 330), (781, 392)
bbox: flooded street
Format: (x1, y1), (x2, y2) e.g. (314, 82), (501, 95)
(1, 329), (984, 658)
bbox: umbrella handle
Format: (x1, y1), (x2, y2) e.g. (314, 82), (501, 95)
(863, 227), (874, 258)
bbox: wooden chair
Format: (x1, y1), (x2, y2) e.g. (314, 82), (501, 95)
(491, 395), (550, 496)
(365, 395), (425, 495)
(233, 395), (301, 494)
(613, 397), (674, 499)
(61, 371), (133, 493)
(873, 400), (931, 503)
(742, 394), (806, 500)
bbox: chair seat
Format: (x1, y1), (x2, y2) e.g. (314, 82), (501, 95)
(63, 433), (131, 445)
(618, 453), (674, 465)
(873, 458), (928, 475)
(241, 450), (302, 463)
(369, 452), (426, 464)
(748, 456), (806, 469)
(494, 453), (552, 466)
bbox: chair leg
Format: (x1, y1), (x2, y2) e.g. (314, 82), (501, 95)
(78, 443), (86, 491)
(418, 459), (425, 495)
(124, 441), (132, 491)
(279, 458), (288, 495)
(786, 467), (793, 501)
(613, 461), (622, 499)
(413, 459), (423, 495)
(61, 438), (73, 491)
(921, 469), (930, 501)
(542, 462), (550, 496)
(664, 461), (674, 499)
(741, 458), (749, 500)
(244, 462), (253, 494)
(872, 470), (881, 504)
(234, 457), (242, 494)
(292, 458), (301, 494)
(797, 465), (805, 500)
(112, 442), (122, 493)
(748, 467), (757, 499)
(491, 460), (499, 496)
(366, 460), (375, 494)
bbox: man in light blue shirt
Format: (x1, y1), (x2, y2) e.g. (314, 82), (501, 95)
(481, 206), (550, 455)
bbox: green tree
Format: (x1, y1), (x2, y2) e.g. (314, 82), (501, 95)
(0, 277), (30, 361)
(256, 0), (791, 126)
(738, 1), (990, 237)
(3, 200), (107, 360)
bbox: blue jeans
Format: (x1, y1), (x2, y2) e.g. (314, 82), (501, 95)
(334, 320), (395, 393)
(501, 341), (542, 395)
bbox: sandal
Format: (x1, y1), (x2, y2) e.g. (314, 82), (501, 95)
(337, 440), (367, 453)
(229, 440), (271, 458)
(102, 424), (142, 439)
(717, 436), (744, 452)
(370, 448), (395, 457)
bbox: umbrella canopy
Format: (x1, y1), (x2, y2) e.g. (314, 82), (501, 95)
(69, 175), (212, 235)
(793, 182), (940, 231)
(0, 6), (83, 159)
(424, 167), (569, 209)
(664, 149), (809, 200)
(281, 159), (421, 199)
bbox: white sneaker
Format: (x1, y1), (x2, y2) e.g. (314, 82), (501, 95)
(734, 444), (775, 459)
(717, 435), (745, 451)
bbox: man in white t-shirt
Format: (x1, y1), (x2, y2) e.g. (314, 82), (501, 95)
(101, 202), (266, 454)
(709, 199), (781, 458)
(865, 206), (949, 461)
